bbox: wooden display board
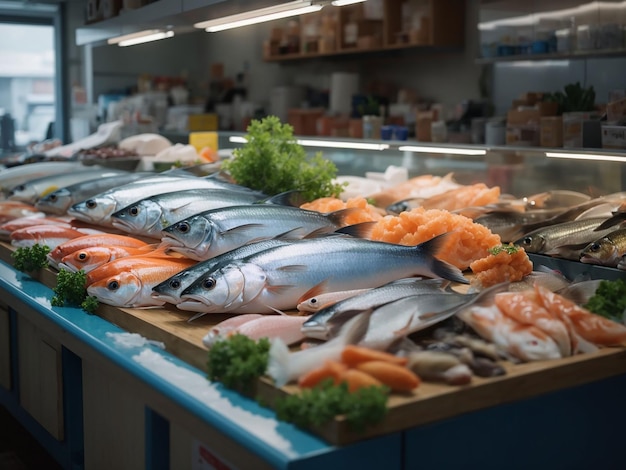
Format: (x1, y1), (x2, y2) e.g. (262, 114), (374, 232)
(2, 242), (626, 446)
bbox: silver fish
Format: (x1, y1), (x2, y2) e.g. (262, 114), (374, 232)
(0, 161), (89, 196)
(35, 171), (155, 215)
(111, 188), (268, 239)
(580, 228), (626, 267)
(68, 174), (249, 226)
(151, 238), (293, 308)
(9, 168), (129, 205)
(177, 234), (468, 314)
(301, 278), (451, 340)
(161, 205), (359, 261)
(514, 217), (621, 257)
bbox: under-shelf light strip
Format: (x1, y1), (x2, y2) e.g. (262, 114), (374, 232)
(545, 152), (626, 163)
(399, 145), (487, 156)
(331, 0), (367, 6)
(229, 136), (389, 151)
(195, 1), (323, 33)
(107, 29), (174, 47)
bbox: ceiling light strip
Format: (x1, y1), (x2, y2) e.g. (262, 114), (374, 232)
(228, 136), (389, 151)
(399, 145), (487, 156)
(545, 152), (626, 163)
(107, 29), (174, 47)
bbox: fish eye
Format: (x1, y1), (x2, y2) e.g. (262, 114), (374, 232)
(310, 298), (317, 304)
(176, 222), (190, 233)
(49, 194), (57, 201)
(202, 277), (216, 290)
(589, 242), (601, 252)
(129, 206), (139, 216)
(86, 199), (97, 209)
(15, 185), (24, 191)
(522, 236), (532, 246)
(169, 279), (181, 289)
(107, 280), (119, 291)
(78, 252), (88, 260)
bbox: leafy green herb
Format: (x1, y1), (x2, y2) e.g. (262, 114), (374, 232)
(274, 379), (389, 432)
(488, 243), (520, 256)
(584, 278), (626, 322)
(222, 116), (346, 202)
(206, 334), (271, 393)
(11, 244), (50, 272)
(81, 296), (100, 314)
(52, 269), (89, 308)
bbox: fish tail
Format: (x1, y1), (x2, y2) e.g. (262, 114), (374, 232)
(334, 221), (377, 239)
(417, 233), (469, 284)
(260, 190), (306, 207)
(266, 338), (291, 388)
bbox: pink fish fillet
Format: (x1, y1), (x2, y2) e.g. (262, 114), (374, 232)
(534, 284), (626, 347)
(494, 290), (572, 357)
(234, 315), (311, 346)
(202, 314), (263, 349)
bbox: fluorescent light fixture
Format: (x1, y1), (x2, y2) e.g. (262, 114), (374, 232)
(546, 152), (626, 163)
(399, 145), (487, 156)
(107, 29), (174, 47)
(195, 1), (323, 33)
(228, 136), (389, 151)
(332, 0), (367, 6)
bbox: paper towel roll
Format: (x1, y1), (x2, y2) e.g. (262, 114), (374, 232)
(330, 72), (359, 116)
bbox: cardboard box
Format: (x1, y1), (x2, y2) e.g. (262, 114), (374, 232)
(288, 108), (325, 136)
(540, 116), (563, 147)
(601, 125), (626, 149)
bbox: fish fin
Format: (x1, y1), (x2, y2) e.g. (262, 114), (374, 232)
(334, 221), (377, 239)
(266, 284), (297, 295)
(265, 305), (289, 316)
(187, 311), (208, 323)
(170, 201), (197, 215)
(275, 264), (308, 273)
(301, 227), (336, 239)
(296, 280), (329, 305)
(323, 208), (364, 227)
(220, 224), (266, 237)
(594, 213), (626, 231)
(339, 309), (373, 345)
(259, 190), (307, 207)
(274, 227), (306, 239)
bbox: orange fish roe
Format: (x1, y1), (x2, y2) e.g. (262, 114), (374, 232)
(300, 197), (384, 225)
(370, 207), (502, 270)
(470, 244), (534, 288)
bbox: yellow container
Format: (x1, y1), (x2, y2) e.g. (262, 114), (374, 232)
(188, 113), (218, 132)
(189, 132), (218, 154)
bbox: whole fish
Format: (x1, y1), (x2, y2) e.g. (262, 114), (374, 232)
(35, 171), (155, 215)
(151, 239), (292, 308)
(47, 233), (150, 267)
(0, 216), (71, 241)
(0, 201), (44, 224)
(86, 254), (197, 308)
(58, 244), (161, 273)
(514, 217), (621, 258)
(523, 190), (591, 209)
(68, 174), (257, 227)
(301, 278), (450, 340)
(9, 168), (129, 205)
(202, 314), (264, 348)
(161, 205), (360, 261)
(177, 234), (468, 314)
(10, 224), (101, 249)
(0, 161), (89, 196)
(357, 284), (508, 351)
(474, 208), (565, 242)
(297, 287), (371, 313)
(110, 188), (268, 239)
(204, 314), (310, 348)
(579, 228), (626, 267)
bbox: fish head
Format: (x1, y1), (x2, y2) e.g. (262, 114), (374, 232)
(300, 316), (332, 341)
(111, 200), (162, 235)
(60, 247), (112, 273)
(68, 195), (117, 223)
(515, 233), (546, 253)
(579, 238), (617, 266)
(180, 262), (266, 313)
(35, 188), (71, 214)
(151, 270), (195, 304)
(8, 184), (38, 204)
(161, 216), (215, 259)
(87, 272), (158, 308)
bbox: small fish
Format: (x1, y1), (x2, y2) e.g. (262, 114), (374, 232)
(86, 255), (197, 308)
(0, 201), (44, 224)
(0, 161), (89, 196)
(0, 216), (71, 241)
(523, 190), (591, 209)
(47, 233), (150, 267)
(229, 315), (310, 346)
(161, 205), (360, 261)
(579, 228), (626, 267)
(177, 234), (468, 315)
(202, 314), (264, 348)
(110, 188), (268, 239)
(35, 171), (155, 215)
(514, 217), (620, 257)
(9, 168), (130, 205)
(301, 278), (450, 340)
(10, 224), (100, 249)
(296, 287), (371, 313)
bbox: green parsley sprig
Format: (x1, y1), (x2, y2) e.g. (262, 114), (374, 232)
(488, 243), (520, 256)
(584, 278), (626, 322)
(221, 116), (346, 202)
(51, 269), (99, 314)
(206, 334), (271, 394)
(11, 244), (50, 272)
(274, 379), (389, 432)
